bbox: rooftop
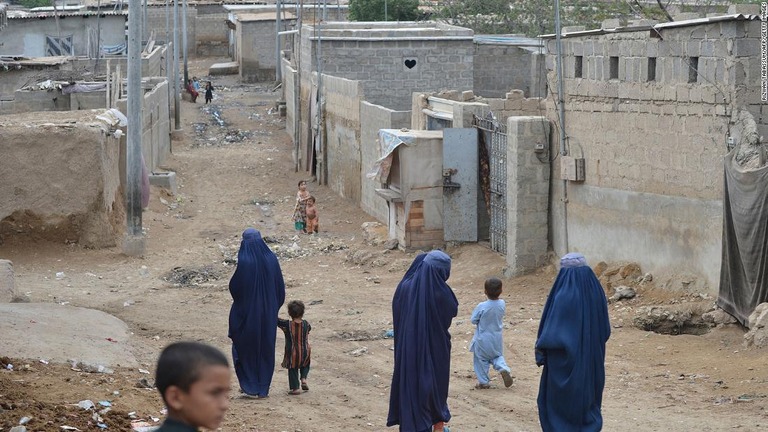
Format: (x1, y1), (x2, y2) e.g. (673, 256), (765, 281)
(304, 21), (473, 41)
(237, 11), (297, 22)
(540, 13), (758, 39)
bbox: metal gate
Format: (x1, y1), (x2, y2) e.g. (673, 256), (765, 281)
(474, 114), (507, 255)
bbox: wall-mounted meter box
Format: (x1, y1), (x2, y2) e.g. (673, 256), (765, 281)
(560, 156), (585, 182)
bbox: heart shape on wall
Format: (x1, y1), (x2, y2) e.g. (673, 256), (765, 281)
(404, 59), (417, 69)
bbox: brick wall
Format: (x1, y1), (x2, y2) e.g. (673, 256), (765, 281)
(238, 19), (297, 82)
(545, 18), (761, 289)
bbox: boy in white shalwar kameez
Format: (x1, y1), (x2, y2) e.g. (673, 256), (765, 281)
(470, 277), (514, 389)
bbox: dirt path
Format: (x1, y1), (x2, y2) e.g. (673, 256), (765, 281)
(2, 58), (768, 432)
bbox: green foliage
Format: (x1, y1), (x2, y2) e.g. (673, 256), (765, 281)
(348, 0), (420, 21)
(11, 0), (52, 8)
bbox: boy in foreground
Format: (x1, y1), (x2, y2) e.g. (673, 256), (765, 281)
(470, 277), (514, 389)
(155, 342), (232, 431)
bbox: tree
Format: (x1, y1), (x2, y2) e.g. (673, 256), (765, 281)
(10, 0), (52, 8)
(348, 0), (420, 21)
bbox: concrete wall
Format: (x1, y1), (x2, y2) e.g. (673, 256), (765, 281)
(116, 79), (171, 171)
(0, 15), (126, 57)
(70, 91), (106, 110)
(300, 22), (474, 111)
(546, 18), (761, 290)
(283, 57), (298, 143)
(505, 116), (551, 275)
(146, 6), (196, 58)
(0, 111), (123, 247)
(321, 74), (363, 202)
(237, 18), (296, 82)
(12, 88), (71, 113)
(195, 4), (228, 56)
(360, 101), (411, 223)
(474, 43), (536, 98)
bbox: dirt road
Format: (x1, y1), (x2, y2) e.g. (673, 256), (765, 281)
(2, 59), (767, 432)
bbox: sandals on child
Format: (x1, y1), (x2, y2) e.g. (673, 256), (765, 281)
(288, 389), (302, 395)
(501, 370), (514, 388)
(474, 383), (491, 390)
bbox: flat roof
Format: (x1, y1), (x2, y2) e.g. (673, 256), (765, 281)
(237, 11), (297, 22)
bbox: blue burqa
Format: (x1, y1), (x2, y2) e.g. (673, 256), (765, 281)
(535, 253), (611, 432)
(387, 250), (459, 432)
(228, 228), (286, 397)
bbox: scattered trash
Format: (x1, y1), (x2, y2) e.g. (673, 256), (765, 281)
(39, 359), (49, 364)
(610, 286), (637, 302)
(136, 378), (154, 389)
(19, 416), (32, 425)
(201, 104), (226, 127)
(105, 338), (118, 343)
(383, 330), (395, 339)
(139, 266), (150, 277)
(348, 347), (369, 357)
(60, 426), (80, 431)
(77, 400), (95, 410)
(98, 401), (112, 407)
(139, 368), (151, 374)
(164, 266), (222, 287)
(124, 300), (135, 307)
(131, 421), (157, 432)
(309, 300), (323, 306)
(97, 423), (108, 429)
(6, 363), (13, 370)
(71, 360), (114, 374)
(9, 426), (27, 432)
(56, 272), (66, 280)
(223, 129), (252, 143)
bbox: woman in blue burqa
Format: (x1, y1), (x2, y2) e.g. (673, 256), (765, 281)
(535, 253), (611, 431)
(387, 250), (459, 432)
(228, 228), (286, 398)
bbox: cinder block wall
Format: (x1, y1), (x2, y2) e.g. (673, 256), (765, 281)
(505, 116), (551, 275)
(546, 18), (761, 290)
(321, 74), (364, 202)
(116, 80), (171, 172)
(146, 6), (196, 58)
(195, 4), (228, 56)
(474, 44), (533, 98)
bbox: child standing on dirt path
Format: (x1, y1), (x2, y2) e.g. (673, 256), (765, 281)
(470, 277), (514, 389)
(292, 180), (311, 233)
(205, 81), (214, 104)
(278, 300), (312, 395)
(154, 342), (231, 432)
(305, 196), (319, 234)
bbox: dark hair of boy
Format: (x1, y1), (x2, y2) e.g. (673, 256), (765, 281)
(307, 196), (315, 203)
(288, 300), (305, 319)
(298, 180), (306, 187)
(484, 277), (503, 300)
(156, 341), (229, 404)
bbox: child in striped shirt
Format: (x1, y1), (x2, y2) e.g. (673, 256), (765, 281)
(278, 300), (312, 395)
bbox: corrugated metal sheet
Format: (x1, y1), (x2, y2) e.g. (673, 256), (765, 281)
(540, 13), (759, 39)
(9, 10), (127, 19)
